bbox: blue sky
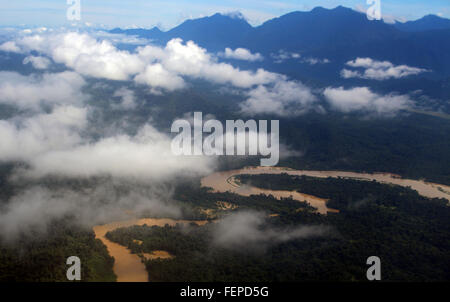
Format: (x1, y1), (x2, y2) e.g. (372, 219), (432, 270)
(0, 0), (449, 29)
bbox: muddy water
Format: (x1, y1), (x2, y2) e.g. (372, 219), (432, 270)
(141, 251), (174, 261)
(201, 167), (450, 214)
(93, 218), (208, 282)
(228, 176), (333, 214)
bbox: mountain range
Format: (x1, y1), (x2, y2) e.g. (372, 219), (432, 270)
(110, 6), (450, 81)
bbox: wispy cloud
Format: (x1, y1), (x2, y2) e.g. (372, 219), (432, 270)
(271, 50), (329, 65)
(212, 211), (331, 250)
(341, 57), (429, 80)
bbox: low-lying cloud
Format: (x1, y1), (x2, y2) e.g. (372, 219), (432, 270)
(239, 80), (318, 116)
(271, 50), (329, 65)
(112, 87), (137, 110)
(212, 211), (331, 250)
(0, 71), (86, 110)
(0, 183), (181, 241)
(24, 124), (214, 180)
(341, 57), (428, 80)
(23, 55), (51, 70)
(323, 86), (411, 115)
(0, 105), (87, 162)
(219, 47), (263, 61)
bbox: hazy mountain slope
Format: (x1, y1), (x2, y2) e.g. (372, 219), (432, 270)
(395, 15), (450, 32)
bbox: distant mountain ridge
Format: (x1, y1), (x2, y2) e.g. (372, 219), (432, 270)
(111, 6), (450, 37)
(110, 6), (450, 78)
(394, 14), (450, 32)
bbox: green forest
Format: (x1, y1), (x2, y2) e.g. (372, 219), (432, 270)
(0, 219), (116, 282)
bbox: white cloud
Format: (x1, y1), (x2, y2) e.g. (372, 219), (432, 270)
(138, 38), (280, 88)
(341, 57), (428, 80)
(240, 80), (317, 116)
(17, 32), (144, 81)
(0, 105), (87, 162)
(220, 47), (263, 61)
(213, 211), (330, 249)
(134, 63), (186, 91)
(1, 32), (324, 121)
(10, 32), (284, 91)
(340, 69), (360, 79)
(271, 50), (329, 65)
(302, 57), (330, 65)
(23, 55), (52, 69)
(0, 107), (214, 183)
(323, 86), (411, 115)
(112, 87), (137, 110)
(0, 72), (213, 182)
(0, 184), (182, 240)
(271, 50), (301, 63)
(25, 123), (214, 181)
(0, 41), (21, 52)
(0, 71), (86, 110)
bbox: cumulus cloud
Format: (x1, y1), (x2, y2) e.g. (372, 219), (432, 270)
(137, 38), (280, 88)
(213, 211), (331, 250)
(1, 31), (322, 117)
(16, 32), (143, 81)
(340, 69), (360, 79)
(23, 55), (52, 69)
(134, 63), (186, 91)
(112, 87), (137, 110)
(341, 57), (428, 80)
(323, 86), (411, 115)
(0, 41), (21, 53)
(0, 71), (86, 110)
(239, 80), (317, 116)
(219, 47), (263, 61)
(9, 32), (287, 92)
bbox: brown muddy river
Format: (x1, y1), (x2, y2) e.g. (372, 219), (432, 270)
(201, 166), (450, 214)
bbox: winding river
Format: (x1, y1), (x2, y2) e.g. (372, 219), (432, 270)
(201, 166), (450, 214)
(94, 167), (450, 282)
